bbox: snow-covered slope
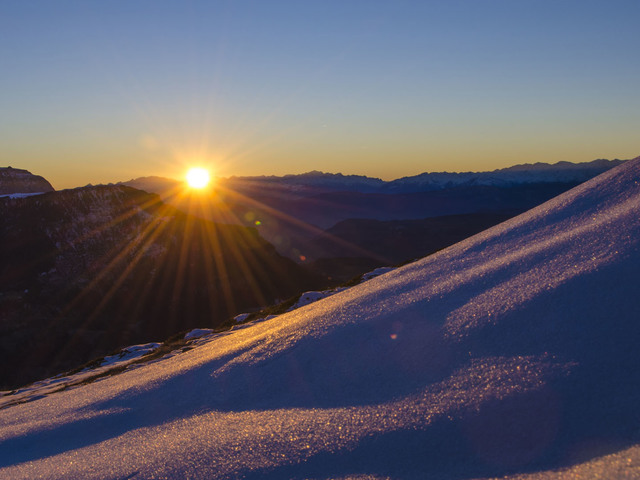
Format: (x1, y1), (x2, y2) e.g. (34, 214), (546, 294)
(0, 159), (639, 479)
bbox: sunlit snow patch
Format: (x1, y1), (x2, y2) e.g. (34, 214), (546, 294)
(361, 266), (395, 281)
(184, 329), (214, 340)
(234, 313), (251, 323)
(0, 343), (160, 409)
(100, 343), (161, 366)
(0, 192), (46, 199)
(287, 287), (349, 311)
(285, 267), (395, 312)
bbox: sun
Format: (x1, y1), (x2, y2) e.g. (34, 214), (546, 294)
(185, 167), (211, 189)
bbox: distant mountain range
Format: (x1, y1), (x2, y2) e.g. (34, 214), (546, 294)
(380, 159), (626, 192)
(121, 159), (625, 197)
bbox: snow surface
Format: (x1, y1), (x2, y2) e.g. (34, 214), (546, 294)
(233, 269), (394, 319)
(285, 268), (394, 312)
(361, 266), (395, 281)
(287, 287), (349, 311)
(0, 192), (45, 199)
(233, 313), (251, 323)
(184, 329), (214, 340)
(100, 343), (161, 367)
(0, 343), (161, 410)
(0, 159), (639, 479)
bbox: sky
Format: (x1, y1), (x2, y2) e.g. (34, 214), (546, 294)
(1, 0), (639, 189)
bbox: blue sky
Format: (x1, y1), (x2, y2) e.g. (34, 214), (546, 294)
(1, 0), (639, 188)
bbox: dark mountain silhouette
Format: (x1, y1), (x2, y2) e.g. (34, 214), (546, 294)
(0, 185), (321, 388)
(0, 167), (55, 195)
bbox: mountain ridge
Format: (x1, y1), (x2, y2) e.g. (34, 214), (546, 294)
(121, 158), (626, 197)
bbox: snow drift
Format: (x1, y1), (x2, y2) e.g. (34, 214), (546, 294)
(0, 159), (639, 479)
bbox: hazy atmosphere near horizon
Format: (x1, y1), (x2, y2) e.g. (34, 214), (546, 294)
(1, 0), (639, 189)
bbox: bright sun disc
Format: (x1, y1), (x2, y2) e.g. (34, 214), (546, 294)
(186, 167), (211, 189)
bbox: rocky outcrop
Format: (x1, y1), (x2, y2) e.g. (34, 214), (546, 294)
(0, 167), (55, 194)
